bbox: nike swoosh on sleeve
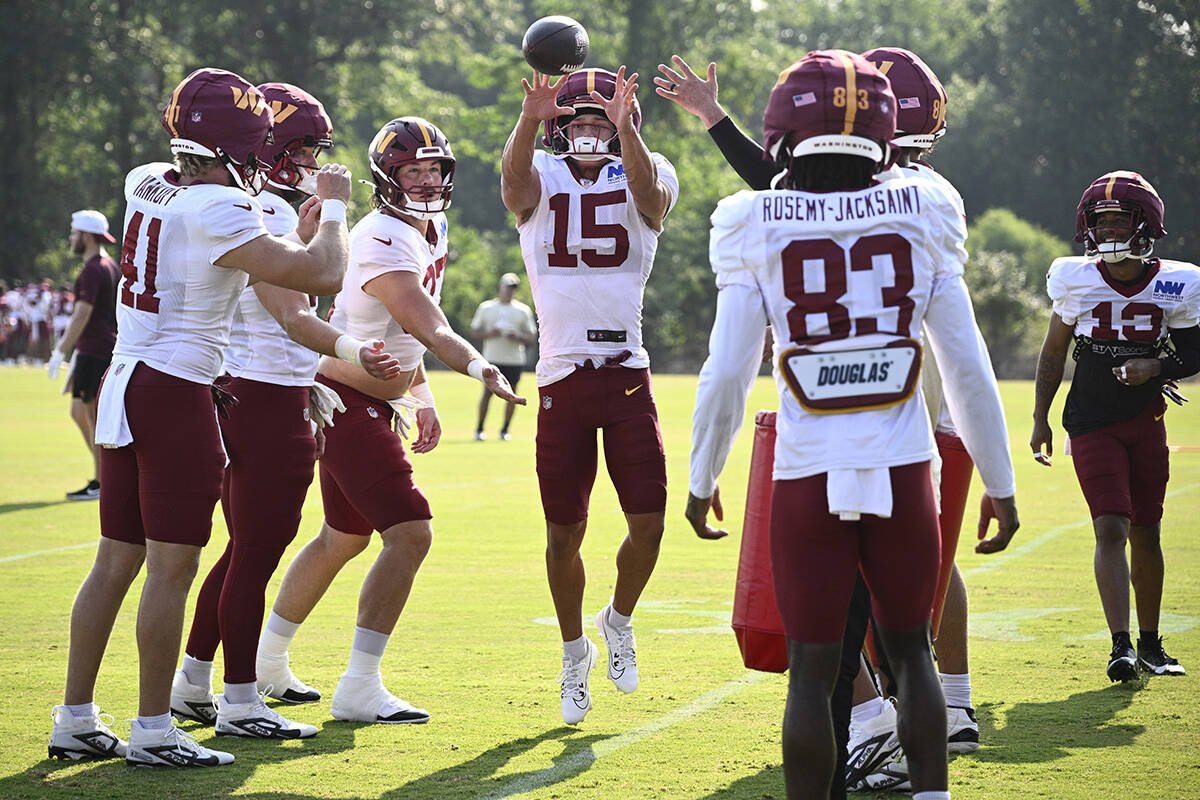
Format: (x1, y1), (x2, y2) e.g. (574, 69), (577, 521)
(373, 236), (393, 246)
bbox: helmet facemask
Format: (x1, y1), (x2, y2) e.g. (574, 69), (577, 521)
(557, 109), (619, 162)
(1085, 203), (1154, 263)
(268, 141), (325, 196)
(372, 155), (455, 221)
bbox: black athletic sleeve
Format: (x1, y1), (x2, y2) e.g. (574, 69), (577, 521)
(1161, 325), (1200, 379)
(707, 116), (776, 191)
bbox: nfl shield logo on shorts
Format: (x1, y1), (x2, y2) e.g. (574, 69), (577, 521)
(542, 396), (552, 410)
(367, 407), (379, 418)
(302, 407), (311, 422)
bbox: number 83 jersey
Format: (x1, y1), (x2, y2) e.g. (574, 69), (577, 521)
(709, 172), (968, 476)
(518, 149), (679, 386)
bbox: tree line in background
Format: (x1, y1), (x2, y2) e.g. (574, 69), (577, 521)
(4, 0), (1197, 377)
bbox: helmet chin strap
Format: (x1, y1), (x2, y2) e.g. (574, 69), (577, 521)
(1096, 237), (1153, 263)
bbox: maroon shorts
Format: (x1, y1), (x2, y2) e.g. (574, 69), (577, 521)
(535, 366), (667, 525)
(315, 375), (432, 536)
(1070, 399), (1169, 526)
(769, 461), (941, 644)
(217, 377), (316, 550)
(99, 363), (226, 547)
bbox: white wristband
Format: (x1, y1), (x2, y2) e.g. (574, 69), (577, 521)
(466, 358), (487, 382)
(409, 380), (435, 408)
(321, 199), (347, 225)
(334, 334), (367, 367)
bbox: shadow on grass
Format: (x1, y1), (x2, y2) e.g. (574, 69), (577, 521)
(692, 764), (785, 799)
(4, 723), (612, 800)
(974, 682), (1146, 763)
(0, 500), (71, 516)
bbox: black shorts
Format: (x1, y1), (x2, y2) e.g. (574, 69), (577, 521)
(497, 363), (522, 391)
(71, 353), (111, 403)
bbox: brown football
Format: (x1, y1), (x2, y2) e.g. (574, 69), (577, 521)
(521, 16), (588, 75)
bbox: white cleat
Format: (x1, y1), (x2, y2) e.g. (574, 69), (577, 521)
(169, 669), (216, 725)
(595, 606), (638, 693)
(947, 705), (980, 753)
(845, 697), (902, 789)
(852, 752), (910, 792)
(256, 651), (321, 704)
(559, 638), (598, 725)
(214, 693), (317, 739)
(125, 720), (234, 767)
(330, 674), (430, 724)
(48, 704), (127, 760)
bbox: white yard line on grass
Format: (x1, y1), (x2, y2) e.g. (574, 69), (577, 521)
(482, 671), (772, 799)
(961, 481), (1199, 580)
(0, 541), (97, 564)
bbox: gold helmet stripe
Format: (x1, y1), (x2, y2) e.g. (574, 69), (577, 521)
(164, 72), (196, 137)
(834, 50), (859, 135)
(415, 120), (433, 148)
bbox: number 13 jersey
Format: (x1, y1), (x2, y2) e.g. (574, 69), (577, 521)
(517, 150), (679, 386)
(709, 173), (968, 477)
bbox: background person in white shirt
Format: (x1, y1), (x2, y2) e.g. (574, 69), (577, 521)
(471, 272), (537, 440)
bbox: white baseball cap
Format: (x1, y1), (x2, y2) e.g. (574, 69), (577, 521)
(500, 272), (520, 287)
(71, 209), (116, 243)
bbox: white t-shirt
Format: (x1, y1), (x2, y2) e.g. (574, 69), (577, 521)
(471, 298), (537, 366)
(691, 172), (1014, 498)
(113, 163), (270, 384)
(517, 150), (679, 386)
(328, 209), (449, 371)
(222, 191), (321, 386)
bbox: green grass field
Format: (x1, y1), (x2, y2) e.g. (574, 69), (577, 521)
(1, 365), (1197, 800)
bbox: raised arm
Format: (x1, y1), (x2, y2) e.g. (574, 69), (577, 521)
(595, 67), (672, 231)
(216, 165), (351, 295)
(501, 73), (570, 224)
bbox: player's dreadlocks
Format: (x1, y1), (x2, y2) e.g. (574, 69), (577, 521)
(783, 154), (878, 192)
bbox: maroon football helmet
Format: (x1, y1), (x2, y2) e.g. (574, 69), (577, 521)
(162, 68), (274, 193)
(763, 50), (896, 177)
(1075, 171), (1166, 262)
(256, 82), (334, 195)
(861, 47), (946, 149)
(367, 117), (455, 220)
(542, 68), (641, 160)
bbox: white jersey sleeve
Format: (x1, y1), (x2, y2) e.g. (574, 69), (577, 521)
(196, 193), (271, 264)
(709, 191), (759, 290)
(1047, 257), (1088, 324)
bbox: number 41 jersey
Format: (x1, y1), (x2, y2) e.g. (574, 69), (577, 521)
(710, 173), (968, 478)
(114, 162), (270, 384)
(518, 149), (678, 386)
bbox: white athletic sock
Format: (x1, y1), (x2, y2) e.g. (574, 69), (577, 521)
(606, 606), (632, 629)
(137, 712), (172, 730)
(181, 654), (213, 688)
(913, 792), (951, 800)
(850, 696), (886, 726)
(259, 611), (302, 660)
(345, 626), (389, 679)
(563, 635), (590, 663)
(939, 671), (972, 708)
(66, 702), (95, 719)
(223, 681), (258, 705)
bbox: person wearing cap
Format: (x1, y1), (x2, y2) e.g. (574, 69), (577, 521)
(49, 210), (120, 501)
(470, 272), (537, 440)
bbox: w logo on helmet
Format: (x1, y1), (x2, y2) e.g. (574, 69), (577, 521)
(230, 86), (269, 116)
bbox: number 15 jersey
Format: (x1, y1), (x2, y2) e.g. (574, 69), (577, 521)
(709, 173), (969, 478)
(518, 150), (678, 386)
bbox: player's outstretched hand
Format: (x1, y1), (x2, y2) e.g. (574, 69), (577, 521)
(976, 494), (1019, 554)
(655, 56), (724, 128)
(521, 72), (572, 122)
(483, 365), (526, 405)
(685, 487), (729, 540)
(295, 196), (322, 244)
(1030, 419), (1054, 467)
(360, 340), (401, 380)
(315, 163), (352, 204)
(591, 65), (638, 132)
(410, 407), (441, 454)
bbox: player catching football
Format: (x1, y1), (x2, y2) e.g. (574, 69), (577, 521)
(500, 67), (677, 725)
(687, 51), (1018, 800)
(1032, 171), (1196, 682)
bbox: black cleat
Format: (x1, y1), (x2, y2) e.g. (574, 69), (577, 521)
(1107, 641), (1138, 682)
(1137, 636), (1186, 676)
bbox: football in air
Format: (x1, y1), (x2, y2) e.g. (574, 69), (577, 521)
(521, 16), (589, 75)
